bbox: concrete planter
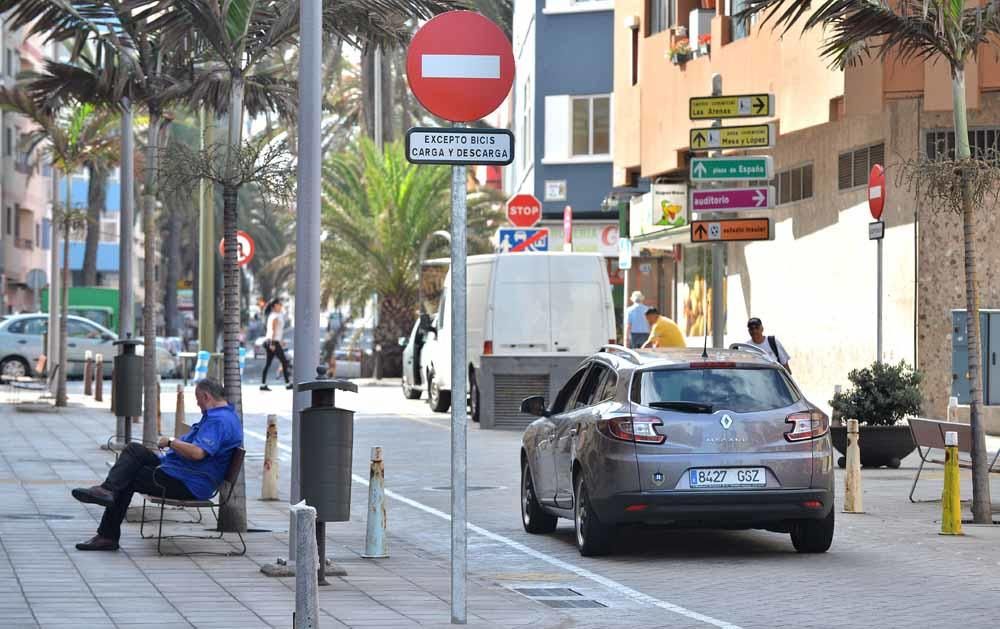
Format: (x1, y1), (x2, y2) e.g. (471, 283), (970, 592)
(831, 424), (916, 469)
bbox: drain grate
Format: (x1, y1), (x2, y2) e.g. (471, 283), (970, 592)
(514, 587), (580, 598)
(539, 599), (607, 609)
(0, 513), (74, 521)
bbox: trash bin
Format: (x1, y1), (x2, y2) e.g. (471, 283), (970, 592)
(113, 337), (143, 418)
(299, 377), (359, 522)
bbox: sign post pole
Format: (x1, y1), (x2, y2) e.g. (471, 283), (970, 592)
(450, 126), (468, 625)
(868, 164), (886, 364)
(877, 235), (883, 363)
(710, 74), (725, 349)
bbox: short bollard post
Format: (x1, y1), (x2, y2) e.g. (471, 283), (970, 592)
(291, 501), (319, 628)
(261, 415), (279, 500)
(84, 351), (94, 396)
(940, 430), (964, 536)
(174, 384), (186, 438)
(94, 355), (104, 403)
(843, 418), (864, 513)
(362, 446), (388, 558)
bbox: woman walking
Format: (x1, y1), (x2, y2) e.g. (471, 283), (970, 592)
(261, 299), (292, 391)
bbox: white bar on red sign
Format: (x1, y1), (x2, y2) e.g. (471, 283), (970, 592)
(421, 54), (501, 79)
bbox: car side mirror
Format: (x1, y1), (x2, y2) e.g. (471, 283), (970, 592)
(520, 395), (549, 417)
(101, 333), (115, 342)
(398, 336), (408, 348)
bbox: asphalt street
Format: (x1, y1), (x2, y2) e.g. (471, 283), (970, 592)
(231, 380), (1000, 629)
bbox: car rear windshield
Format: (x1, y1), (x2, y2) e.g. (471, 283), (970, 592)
(635, 367), (800, 413)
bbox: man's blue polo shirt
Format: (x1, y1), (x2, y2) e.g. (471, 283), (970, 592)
(160, 403), (243, 500)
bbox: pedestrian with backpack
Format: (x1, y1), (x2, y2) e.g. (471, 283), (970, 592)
(746, 317), (791, 372)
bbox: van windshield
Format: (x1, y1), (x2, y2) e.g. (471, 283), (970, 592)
(636, 367), (800, 413)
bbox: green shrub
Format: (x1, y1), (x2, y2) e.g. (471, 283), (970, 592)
(830, 361), (923, 427)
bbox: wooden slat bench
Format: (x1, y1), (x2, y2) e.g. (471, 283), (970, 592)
(907, 417), (1000, 502)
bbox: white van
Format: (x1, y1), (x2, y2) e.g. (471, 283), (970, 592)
(421, 252), (616, 420)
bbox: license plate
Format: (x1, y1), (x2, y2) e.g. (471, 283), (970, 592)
(689, 467), (766, 488)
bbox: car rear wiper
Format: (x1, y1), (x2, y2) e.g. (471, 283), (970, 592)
(648, 401), (714, 413)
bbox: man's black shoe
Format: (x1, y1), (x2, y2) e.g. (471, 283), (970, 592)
(75, 535), (119, 551)
(72, 486), (115, 508)
(260, 385), (272, 391)
(285, 383), (294, 390)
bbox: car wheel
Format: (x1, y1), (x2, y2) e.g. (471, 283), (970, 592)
(470, 371), (481, 423)
(427, 368), (451, 413)
(790, 507), (835, 553)
(402, 377), (421, 400)
(521, 459), (557, 534)
(574, 473), (612, 557)
(0, 356), (30, 379)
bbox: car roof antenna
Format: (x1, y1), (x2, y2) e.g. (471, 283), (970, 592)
(701, 253), (709, 359)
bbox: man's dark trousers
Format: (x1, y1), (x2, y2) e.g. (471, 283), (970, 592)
(98, 443), (194, 541)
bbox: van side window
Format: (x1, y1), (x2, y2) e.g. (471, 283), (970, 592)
(436, 294), (446, 332)
(551, 368), (587, 414)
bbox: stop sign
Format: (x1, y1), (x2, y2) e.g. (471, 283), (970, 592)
(506, 194), (541, 228)
(868, 164), (885, 220)
(406, 11), (515, 122)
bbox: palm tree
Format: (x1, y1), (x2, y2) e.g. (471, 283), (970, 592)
(321, 137), (502, 376)
(0, 91), (117, 406)
(738, 0), (998, 522)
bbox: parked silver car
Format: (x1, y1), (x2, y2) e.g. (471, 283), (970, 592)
(0, 314), (176, 379)
(519, 346), (834, 556)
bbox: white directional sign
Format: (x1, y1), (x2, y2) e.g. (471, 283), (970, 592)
(405, 127), (514, 165)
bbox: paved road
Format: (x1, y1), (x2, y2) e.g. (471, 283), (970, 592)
(230, 380), (1000, 629)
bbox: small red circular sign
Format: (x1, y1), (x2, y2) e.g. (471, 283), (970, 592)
(406, 11), (515, 122)
(868, 164), (886, 220)
(506, 194), (541, 228)
(219, 230), (255, 267)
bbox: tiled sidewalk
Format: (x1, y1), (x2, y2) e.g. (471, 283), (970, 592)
(0, 392), (559, 628)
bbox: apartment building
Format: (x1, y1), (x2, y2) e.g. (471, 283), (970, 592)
(613, 0), (1000, 417)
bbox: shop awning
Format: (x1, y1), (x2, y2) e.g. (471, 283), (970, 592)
(631, 226), (688, 251)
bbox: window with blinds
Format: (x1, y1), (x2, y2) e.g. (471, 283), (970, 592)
(838, 143), (884, 190)
(926, 128), (1000, 162)
(766, 163), (813, 205)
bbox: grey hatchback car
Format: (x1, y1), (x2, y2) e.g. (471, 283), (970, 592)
(519, 346), (834, 556)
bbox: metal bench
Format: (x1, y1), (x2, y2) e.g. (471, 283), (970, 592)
(907, 417), (1000, 502)
(138, 447), (247, 556)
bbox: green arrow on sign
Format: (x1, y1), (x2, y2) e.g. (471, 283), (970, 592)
(689, 156), (775, 182)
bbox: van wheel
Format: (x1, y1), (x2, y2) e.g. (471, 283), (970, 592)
(470, 371), (481, 423)
(574, 474), (612, 556)
(0, 356), (30, 379)
(790, 508), (835, 553)
(521, 459), (557, 534)
(402, 378), (421, 400)
(427, 368), (451, 413)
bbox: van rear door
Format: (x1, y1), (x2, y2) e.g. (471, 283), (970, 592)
(491, 255), (551, 352)
(548, 256), (611, 354)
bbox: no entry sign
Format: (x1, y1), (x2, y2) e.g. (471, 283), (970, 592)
(506, 194), (541, 227)
(219, 230), (255, 267)
(406, 11), (515, 122)
(868, 164), (885, 220)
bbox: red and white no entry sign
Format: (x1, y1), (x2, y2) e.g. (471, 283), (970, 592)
(406, 11), (515, 122)
(506, 194), (541, 228)
(219, 230), (255, 267)
(868, 164), (885, 220)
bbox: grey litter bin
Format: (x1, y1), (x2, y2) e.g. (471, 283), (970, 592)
(113, 337), (144, 444)
(299, 377), (359, 522)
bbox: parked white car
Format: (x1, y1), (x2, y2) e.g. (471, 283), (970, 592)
(421, 252), (617, 420)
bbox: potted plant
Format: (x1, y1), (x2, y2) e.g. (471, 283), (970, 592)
(698, 34), (711, 56)
(830, 361), (923, 469)
(669, 38), (693, 64)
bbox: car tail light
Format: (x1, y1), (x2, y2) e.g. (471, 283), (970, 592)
(784, 410), (829, 442)
(598, 415), (665, 444)
(802, 500), (824, 509)
(687, 361), (737, 369)
(483, 340), (493, 355)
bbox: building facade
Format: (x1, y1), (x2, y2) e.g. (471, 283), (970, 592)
(612, 0), (1000, 418)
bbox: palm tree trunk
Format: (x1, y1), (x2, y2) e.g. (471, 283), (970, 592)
(163, 202), (181, 337)
(952, 67), (993, 523)
(218, 76), (247, 533)
(142, 111), (161, 447)
(83, 163), (106, 286)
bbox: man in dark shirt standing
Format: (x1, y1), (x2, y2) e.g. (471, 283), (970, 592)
(71, 378), (243, 551)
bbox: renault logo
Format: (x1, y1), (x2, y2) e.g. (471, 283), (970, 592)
(720, 414), (734, 430)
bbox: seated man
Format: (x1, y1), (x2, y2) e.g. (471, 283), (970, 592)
(641, 308), (687, 349)
(71, 378), (243, 551)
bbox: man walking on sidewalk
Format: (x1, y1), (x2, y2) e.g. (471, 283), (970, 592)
(71, 378), (243, 551)
(624, 291), (650, 348)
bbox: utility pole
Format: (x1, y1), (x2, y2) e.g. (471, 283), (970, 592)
(197, 108), (216, 352)
(116, 100), (135, 442)
(710, 74), (725, 348)
(291, 0), (322, 557)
